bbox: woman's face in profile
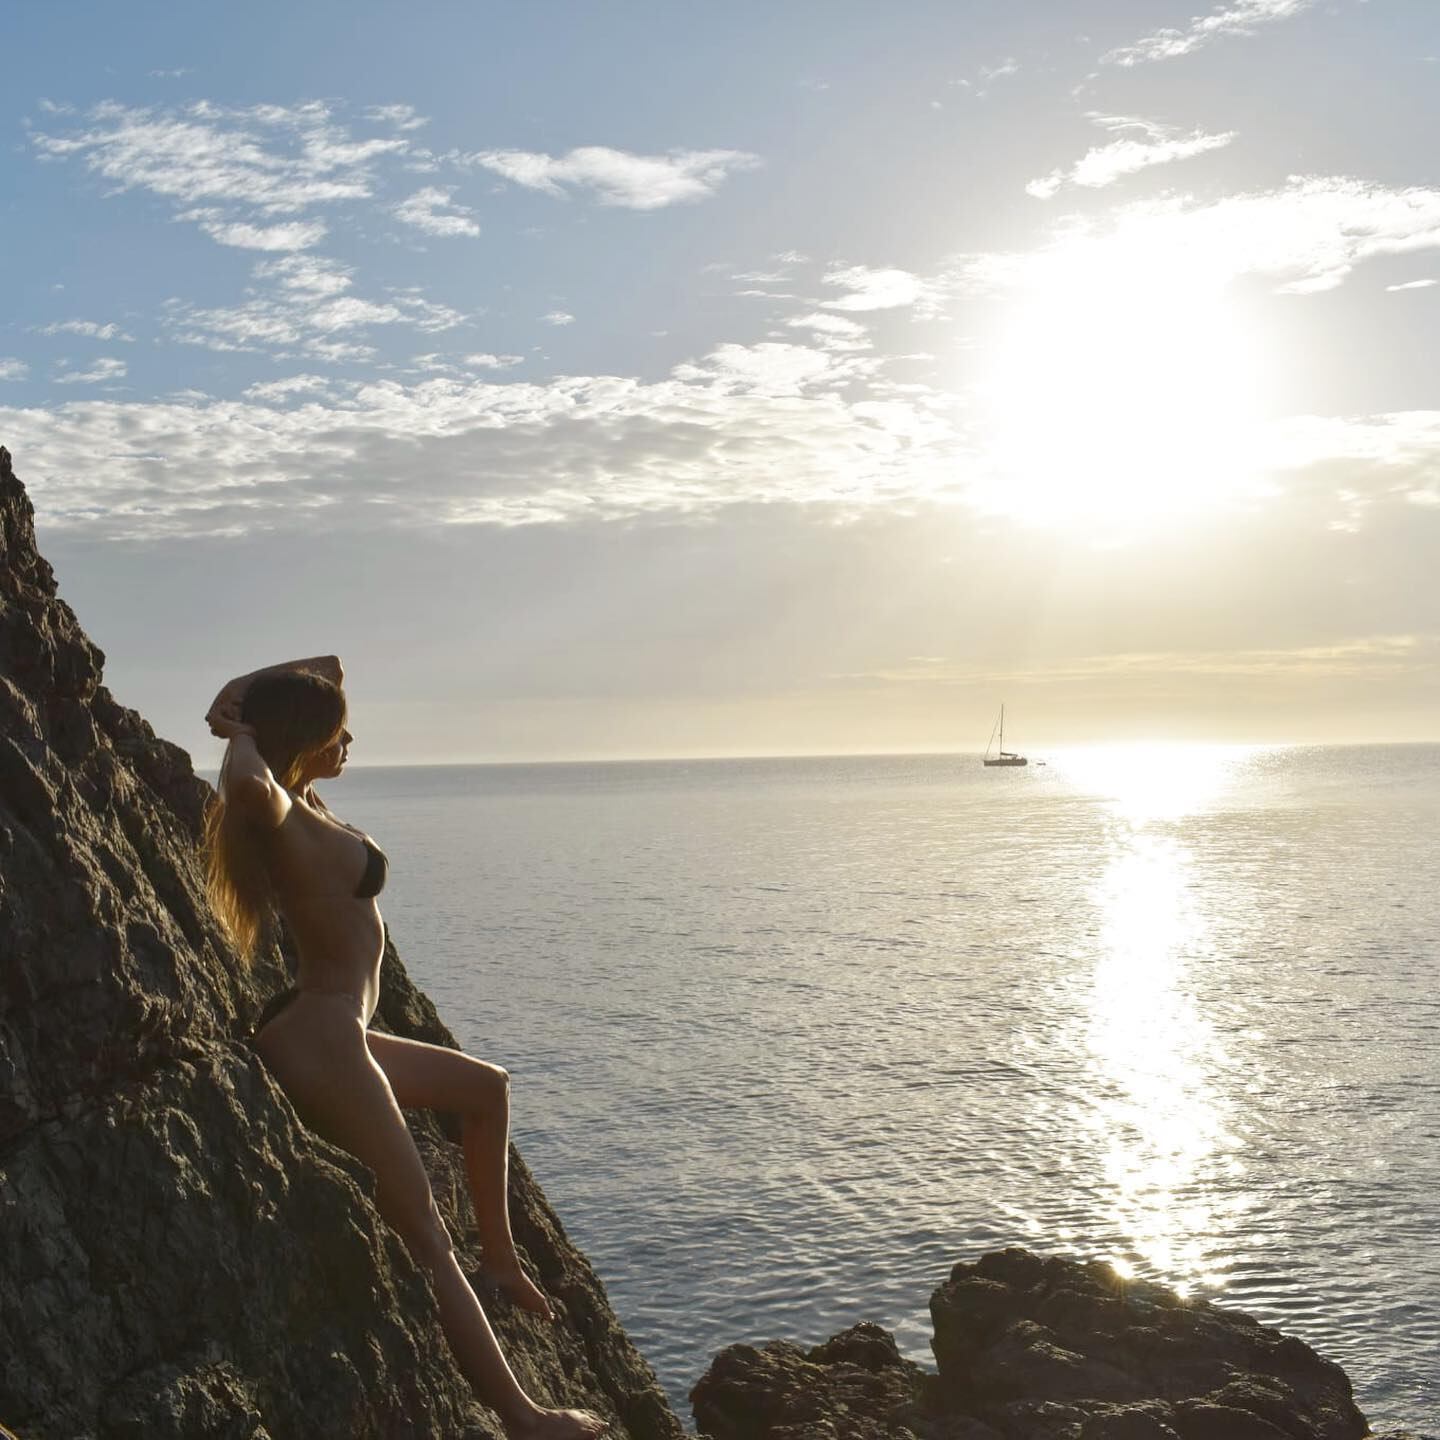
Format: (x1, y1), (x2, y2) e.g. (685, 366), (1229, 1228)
(313, 726), (353, 779)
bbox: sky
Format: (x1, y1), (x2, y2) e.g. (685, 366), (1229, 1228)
(2, 0), (1437, 764)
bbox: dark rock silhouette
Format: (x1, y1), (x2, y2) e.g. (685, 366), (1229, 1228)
(692, 1250), (1394, 1440)
(0, 445), (682, 1439)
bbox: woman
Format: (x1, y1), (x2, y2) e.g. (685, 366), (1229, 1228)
(202, 654), (605, 1440)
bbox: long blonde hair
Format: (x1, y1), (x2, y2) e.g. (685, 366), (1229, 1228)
(202, 671), (348, 962)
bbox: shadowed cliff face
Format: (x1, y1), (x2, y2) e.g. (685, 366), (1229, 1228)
(0, 445), (684, 1440)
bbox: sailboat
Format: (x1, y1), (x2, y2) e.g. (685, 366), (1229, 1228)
(983, 704), (1028, 767)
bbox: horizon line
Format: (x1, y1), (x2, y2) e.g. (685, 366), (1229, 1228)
(189, 738), (1440, 773)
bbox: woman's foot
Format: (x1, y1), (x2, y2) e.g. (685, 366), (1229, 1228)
(503, 1405), (607, 1438)
(481, 1261), (556, 1321)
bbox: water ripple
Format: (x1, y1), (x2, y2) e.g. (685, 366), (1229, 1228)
(340, 746), (1440, 1433)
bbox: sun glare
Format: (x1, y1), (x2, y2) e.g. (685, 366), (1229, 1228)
(972, 240), (1271, 539)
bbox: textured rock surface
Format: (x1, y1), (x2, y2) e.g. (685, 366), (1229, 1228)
(692, 1249), (1378, 1440)
(0, 445), (683, 1440)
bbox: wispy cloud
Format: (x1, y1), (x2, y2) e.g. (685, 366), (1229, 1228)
(37, 319), (135, 341)
(674, 342), (840, 396)
(165, 254), (463, 357)
(1386, 278), (1437, 292)
(32, 101), (403, 213)
(0, 359), (28, 382)
(463, 353), (524, 369)
(195, 215), (329, 250)
(1027, 116), (1237, 198)
(465, 145), (760, 210)
(951, 177), (1440, 298)
(1105, 0), (1314, 66)
(366, 104), (428, 132)
(784, 311), (872, 353)
(29, 100), (410, 259)
(243, 374), (333, 402)
(833, 635), (1434, 689)
(6, 372), (1435, 543)
(952, 57), (1021, 98)
(254, 254), (354, 298)
(394, 186), (480, 237)
(540, 310), (575, 327)
(53, 357), (128, 385)
(821, 265), (938, 314)
(0, 343), (957, 538)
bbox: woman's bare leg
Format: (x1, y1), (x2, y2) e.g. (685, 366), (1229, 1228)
(367, 1030), (552, 1316)
(255, 1000), (604, 1437)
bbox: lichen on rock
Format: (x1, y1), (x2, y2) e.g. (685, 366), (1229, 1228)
(0, 445), (683, 1440)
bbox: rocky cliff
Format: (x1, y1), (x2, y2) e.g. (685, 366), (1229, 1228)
(0, 444), (684, 1440)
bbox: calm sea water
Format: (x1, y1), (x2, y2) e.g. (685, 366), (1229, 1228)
(325, 745), (1437, 1433)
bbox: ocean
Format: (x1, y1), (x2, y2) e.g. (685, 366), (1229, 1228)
(325, 744), (1438, 1432)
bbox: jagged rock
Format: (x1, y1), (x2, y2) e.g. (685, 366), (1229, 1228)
(0, 445), (684, 1440)
(692, 1248), (1374, 1440)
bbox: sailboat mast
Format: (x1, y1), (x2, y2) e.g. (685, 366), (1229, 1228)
(999, 704), (1005, 754)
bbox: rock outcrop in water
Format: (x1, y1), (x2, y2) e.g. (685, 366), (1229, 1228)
(692, 1248), (1396, 1440)
(0, 444), (683, 1439)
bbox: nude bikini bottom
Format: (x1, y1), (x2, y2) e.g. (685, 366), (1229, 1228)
(249, 985), (370, 1042)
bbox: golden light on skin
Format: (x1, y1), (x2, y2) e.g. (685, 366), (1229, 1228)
(1059, 745), (1251, 1292)
(970, 240), (1271, 539)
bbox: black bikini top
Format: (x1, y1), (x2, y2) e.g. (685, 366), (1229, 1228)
(339, 820), (388, 899)
(356, 834), (389, 899)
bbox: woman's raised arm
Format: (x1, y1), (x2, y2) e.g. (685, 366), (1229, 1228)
(205, 655), (343, 734)
(214, 725), (290, 829)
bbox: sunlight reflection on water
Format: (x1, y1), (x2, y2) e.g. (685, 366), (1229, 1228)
(1057, 745), (1251, 1294)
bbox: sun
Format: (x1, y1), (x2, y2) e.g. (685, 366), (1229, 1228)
(970, 238), (1271, 539)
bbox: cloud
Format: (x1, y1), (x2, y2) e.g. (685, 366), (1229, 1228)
(835, 635), (1434, 689)
(951, 176), (1440, 299)
(1105, 0), (1314, 66)
(1386, 278), (1437, 292)
(366, 104), (428, 132)
(673, 342), (839, 396)
(979, 58), (1020, 84)
(243, 374), (333, 402)
(197, 217), (328, 250)
(0, 359), (28, 382)
(784, 311), (872, 352)
(30, 100), (411, 253)
(821, 265), (938, 314)
(253, 254), (353, 297)
(36, 319), (136, 341)
(53, 357), (128, 385)
(394, 186), (480, 237)
(0, 346), (961, 539)
(32, 100), (404, 212)
(465, 145), (760, 209)
(953, 57), (1021, 97)
(1027, 117), (1237, 198)
(541, 311), (575, 327)
(164, 254), (462, 356)
(5, 350), (1438, 545)
(463, 353), (524, 369)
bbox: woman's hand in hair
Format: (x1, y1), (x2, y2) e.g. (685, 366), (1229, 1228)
(206, 655), (343, 726)
(206, 697), (257, 741)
